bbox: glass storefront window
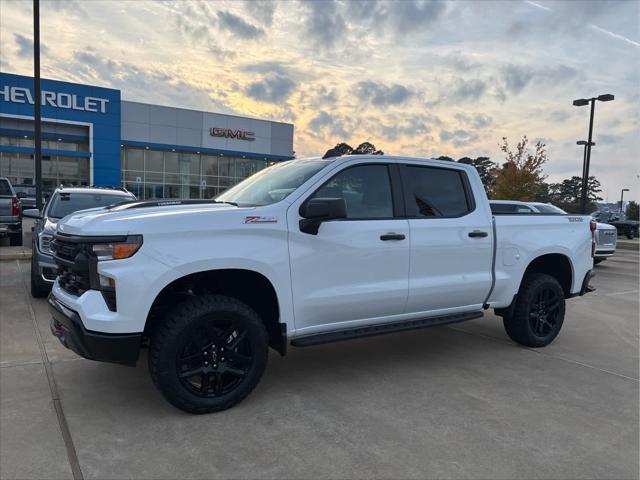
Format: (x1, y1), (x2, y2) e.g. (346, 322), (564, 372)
(118, 146), (284, 200)
(125, 148), (144, 171)
(164, 151), (179, 173)
(145, 150), (163, 172)
(202, 155), (218, 176)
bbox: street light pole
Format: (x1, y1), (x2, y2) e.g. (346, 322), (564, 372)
(576, 140), (595, 208)
(573, 94), (614, 214)
(620, 188), (629, 213)
(33, 0), (42, 210)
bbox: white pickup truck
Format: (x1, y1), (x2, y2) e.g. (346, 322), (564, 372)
(48, 155), (595, 413)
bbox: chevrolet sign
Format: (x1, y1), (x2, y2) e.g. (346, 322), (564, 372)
(0, 85), (109, 113)
(210, 127), (255, 141)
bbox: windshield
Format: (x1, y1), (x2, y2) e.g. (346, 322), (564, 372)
(216, 160), (329, 207)
(534, 204), (566, 214)
(48, 192), (134, 219)
(14, 185), (36, 196)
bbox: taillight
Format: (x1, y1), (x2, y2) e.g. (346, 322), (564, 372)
(590, 220), (596, 258)
(11, 196), (19, 216)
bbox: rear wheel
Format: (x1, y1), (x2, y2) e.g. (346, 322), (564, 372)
(9, 230), (22, 246)
(503, 273), (565, 347)
(149, 295), (268, 414)
(627, 228), (636, 240)
(593, 258), (605, 265)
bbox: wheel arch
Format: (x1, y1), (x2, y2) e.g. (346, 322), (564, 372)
(522, 253), (573, 298)
(145, 268), (286, 355)
(495, 252), (574, 319)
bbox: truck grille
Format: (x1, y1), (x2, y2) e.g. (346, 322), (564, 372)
(51, 237), (92, 296)
(596, 229), (617, 247)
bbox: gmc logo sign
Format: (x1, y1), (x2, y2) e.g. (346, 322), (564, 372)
(210, 127), (255, 141)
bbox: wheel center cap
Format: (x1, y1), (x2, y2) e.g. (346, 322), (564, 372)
(211, 350), (218, 362)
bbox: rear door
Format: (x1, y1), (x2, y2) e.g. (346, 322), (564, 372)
(400, 164), (493, 314)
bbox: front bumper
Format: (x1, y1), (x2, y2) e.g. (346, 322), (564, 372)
(34, 248), (57, 283)
(48, 294), (141, 366)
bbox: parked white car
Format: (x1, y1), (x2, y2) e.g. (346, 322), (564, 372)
(489, 200), (617, 264)
(49, 156), (596, 413)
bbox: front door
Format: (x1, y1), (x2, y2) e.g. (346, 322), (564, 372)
(287, 163), (410, 334)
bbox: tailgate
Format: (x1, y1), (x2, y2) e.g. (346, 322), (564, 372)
(0, 197), (14, 221)
(0, 179), (16, 221)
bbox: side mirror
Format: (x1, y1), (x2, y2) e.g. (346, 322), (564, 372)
(22, 209), (42, 219)
(299, 197), (347, 235)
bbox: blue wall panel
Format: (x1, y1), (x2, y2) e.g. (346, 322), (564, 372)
(0, 72), (121, 186)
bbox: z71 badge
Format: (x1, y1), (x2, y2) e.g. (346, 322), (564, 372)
(244, 216), (278, 224)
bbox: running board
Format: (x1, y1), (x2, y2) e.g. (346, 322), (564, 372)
(291, 311), (484, 348)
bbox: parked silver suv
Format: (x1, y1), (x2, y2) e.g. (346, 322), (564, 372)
(24, 186), (136, 297)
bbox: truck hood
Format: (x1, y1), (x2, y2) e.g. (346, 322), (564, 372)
(55, 202), (243, 236)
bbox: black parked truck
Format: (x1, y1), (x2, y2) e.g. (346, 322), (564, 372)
(592, 211), (639, 239)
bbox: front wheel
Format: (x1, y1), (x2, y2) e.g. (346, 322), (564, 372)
(30, 253), (50, 298)
(149, 295), (268, 414)
(9, 230), (22, 246)
(627, 229), (636, 240)
(503, 273), (565, 348)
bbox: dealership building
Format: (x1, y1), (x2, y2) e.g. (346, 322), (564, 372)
(0, 72), (294, 199)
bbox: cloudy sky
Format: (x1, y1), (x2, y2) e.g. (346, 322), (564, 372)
(1, 0), (639, 201)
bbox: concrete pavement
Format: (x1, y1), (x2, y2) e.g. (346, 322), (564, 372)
(0, 251), (638, 479)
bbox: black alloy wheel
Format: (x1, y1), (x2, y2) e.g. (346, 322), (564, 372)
(149, 295), (268, 414)
(528, 286), (562, 338)
(176, 318), (253, 398)
(503, 273), (566, 348)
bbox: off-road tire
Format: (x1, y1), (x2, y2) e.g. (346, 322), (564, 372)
(149, 294), (268, 414)
(503, 273), (565, 348)
(30, 253), (50, 298)
(9, 230), (22, 246)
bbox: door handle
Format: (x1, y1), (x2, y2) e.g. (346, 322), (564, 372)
(468, 230), (488, 238)
(380, 233), (406, 241)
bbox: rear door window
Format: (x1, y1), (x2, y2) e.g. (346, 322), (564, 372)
(0, 179), (12, 196)
(402, 166), (472, 217)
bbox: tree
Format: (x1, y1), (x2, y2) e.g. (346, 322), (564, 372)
(323, 142), (383, 158)
(548, 176), (602, 213)
(352, 142), (383, 155)
(626, 200), (639, 220)
(436, 155), (455, 162)
(492, 136), (547, 201)
(457, 156), (498, 195)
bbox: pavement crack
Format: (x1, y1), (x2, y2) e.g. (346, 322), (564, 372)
(17, 260), (85, 480)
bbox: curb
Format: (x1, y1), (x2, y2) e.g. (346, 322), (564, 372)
(0, 251), (31, 261)
(617, 242), (639, 251)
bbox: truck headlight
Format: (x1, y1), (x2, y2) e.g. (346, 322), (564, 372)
(38, 232), (53, 255)
(92, 235), (143, 261)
